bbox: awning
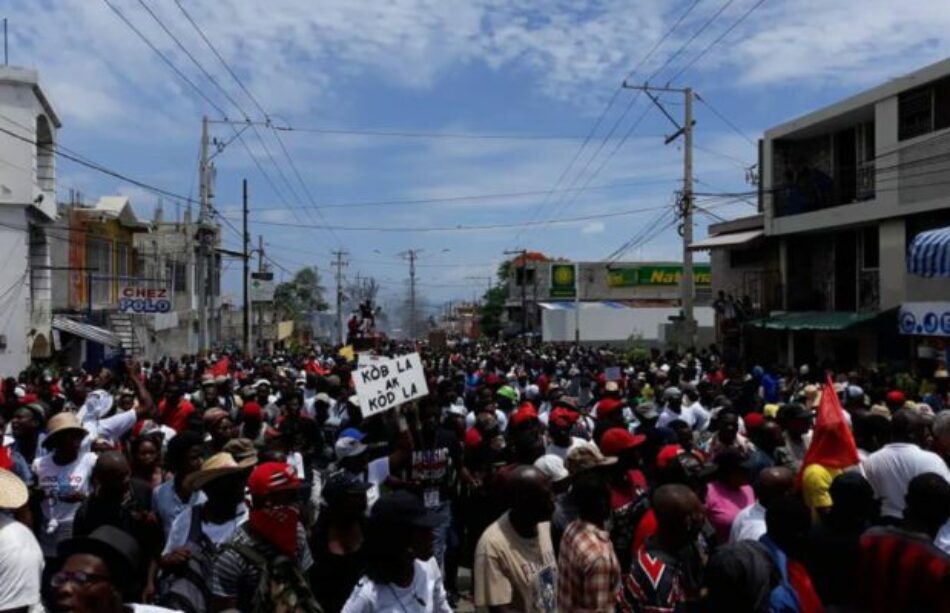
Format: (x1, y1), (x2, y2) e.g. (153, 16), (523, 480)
(908, 226), (950, 277)
(688, 229), (764, 251)
(745, 311), (878, 331)
(538, 301), (629, 310)
(52, 316), (121, 347)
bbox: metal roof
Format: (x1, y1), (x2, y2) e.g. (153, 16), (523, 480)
(52, 316), (121, 347)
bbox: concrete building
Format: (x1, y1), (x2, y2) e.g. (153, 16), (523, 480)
(0, 66), (61, 374)
(697, 57), (950, 368)
(219, 296), (294, 353)
(133, 208), (223, 359)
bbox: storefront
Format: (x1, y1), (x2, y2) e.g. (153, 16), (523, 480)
(899, 302), (950, 371)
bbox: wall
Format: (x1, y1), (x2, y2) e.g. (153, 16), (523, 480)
(0, 207), (32, 374)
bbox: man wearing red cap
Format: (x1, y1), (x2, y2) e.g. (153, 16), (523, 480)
(599, 427), (649, 570)
(211, 462), (316, 612)
(545, 408), (583, 460)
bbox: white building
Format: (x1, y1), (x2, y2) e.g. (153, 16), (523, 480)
(0, 67), (60, 374)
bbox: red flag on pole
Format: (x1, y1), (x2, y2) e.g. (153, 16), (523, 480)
(798, 375), (859, 481)
(210, 356), (230, 377)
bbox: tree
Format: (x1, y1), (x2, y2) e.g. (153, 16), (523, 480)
(274, 267), (327, 323)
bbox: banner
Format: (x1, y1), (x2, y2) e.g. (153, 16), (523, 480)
(118, 286), (172, 313)
(899, 302), (950, 337)
(250, 271), (275, 302)
(606, 265), (712, 287)
(550, 263), (577, 298)
(354, 352), (429, 418)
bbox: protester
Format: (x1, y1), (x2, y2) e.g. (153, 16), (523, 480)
(729, 466), (795, 543)
(0, 467), (43, 611)
(151, 431), (204, 537)
(599, 427), (649, 569)
(704, 448), (755, 542)
(342, 490), (451, 612)
(473, 465), (557, 613)
(556, 469), (619, 613)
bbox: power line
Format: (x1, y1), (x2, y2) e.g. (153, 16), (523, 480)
(667, 0), (768, 84)
(695, 93), (757, 147)
(228, 203), (672, 233)
(514, 0), (704, 244)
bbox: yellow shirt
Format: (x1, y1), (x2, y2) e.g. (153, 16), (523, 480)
(801, 464), (842, 522)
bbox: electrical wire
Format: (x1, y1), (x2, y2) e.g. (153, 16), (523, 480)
(695, 93), (757, 147)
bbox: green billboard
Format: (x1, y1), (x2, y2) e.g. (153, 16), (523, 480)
(606, 265), (711, 287)
(550, 263), (576, 298)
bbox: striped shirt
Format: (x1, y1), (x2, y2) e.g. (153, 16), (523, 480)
(557, 519), (619, 612)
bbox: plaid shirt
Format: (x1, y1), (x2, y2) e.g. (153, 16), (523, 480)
(557, 519), (620, 612)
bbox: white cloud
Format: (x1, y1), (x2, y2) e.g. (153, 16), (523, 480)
(581, 220), (605, 234)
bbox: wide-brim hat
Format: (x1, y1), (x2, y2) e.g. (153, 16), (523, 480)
(42, 412), (87, 449)
(58, 526), (140, 594)
(0, 468), (28, 509)
(183, 451), (255, 491)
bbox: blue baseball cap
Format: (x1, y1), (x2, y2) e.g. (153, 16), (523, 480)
(339, 427), (366, 442)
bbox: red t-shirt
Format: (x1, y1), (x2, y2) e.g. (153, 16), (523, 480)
(632, 508), (658, 554)
(159, 398), (195, 433)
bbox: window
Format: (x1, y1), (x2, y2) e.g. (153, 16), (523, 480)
(165, 261), (187, 292)
(514, 268), (536, 286)
(899, 76), (950, 141)
(86, 238), (112, 305)
(117, 244), (129, 280)
(860, 226), (879, 270)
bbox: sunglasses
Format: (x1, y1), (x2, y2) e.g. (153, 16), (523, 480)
(51, 570), (110, 589)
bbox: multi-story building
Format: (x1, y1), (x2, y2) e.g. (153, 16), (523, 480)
(219, 295), (294, 354)
(0, 66), (61, 374)
(699, 57), (950, 369)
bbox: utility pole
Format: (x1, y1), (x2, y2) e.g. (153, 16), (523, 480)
(196, 115), (215, 353)
(503, 249), (528, 340)
(622, 82), (696, 349)
(399, 249), (423, 340)
(332, 250), (348, 345)
(257, 235), (264, 351)
(242, 179), (250, 356)
(465, 276), (493, 306)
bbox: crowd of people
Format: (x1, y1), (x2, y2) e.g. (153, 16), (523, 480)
(1, 342), (949, 612)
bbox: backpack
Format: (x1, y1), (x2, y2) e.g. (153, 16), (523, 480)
(154, 505), (215, 613)
(222, 541), (324, 613)
(759, 536), (802, 613)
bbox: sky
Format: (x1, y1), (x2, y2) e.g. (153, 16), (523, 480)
(5, 0), (950, 316)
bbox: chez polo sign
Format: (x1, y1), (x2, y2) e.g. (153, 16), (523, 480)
(118, 285), (172, 314)
(353, 352), (429, 418)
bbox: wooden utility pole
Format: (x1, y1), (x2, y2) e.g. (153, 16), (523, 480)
(242, 179), (250, 356)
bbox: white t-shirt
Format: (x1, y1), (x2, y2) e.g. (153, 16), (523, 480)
(466, 409), (509, 433)
(861, 443), (950, 518)
(162, 503), (248, 555)
(79, 408), (137, 450)
(33, 452), (98, 556)
(728, 502), (767, 543)
(0, 514), (43, 610)
(657, 403), (710, 431)
(341, 557), (451, 613)
(544, 437), (584, 461)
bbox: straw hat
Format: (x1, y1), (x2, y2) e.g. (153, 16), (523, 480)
(42, 412), (87, 449)
(183, 451), (255, 491)
(0, 468), (28, 509)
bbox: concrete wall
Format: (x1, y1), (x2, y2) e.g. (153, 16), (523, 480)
(0, 206), (32, 374)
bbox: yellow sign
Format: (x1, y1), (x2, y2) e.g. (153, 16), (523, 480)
(338, 345), (355, 362)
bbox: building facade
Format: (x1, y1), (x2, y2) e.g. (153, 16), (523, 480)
(0, 67), (61, 374)
(700, 57), (950, 369)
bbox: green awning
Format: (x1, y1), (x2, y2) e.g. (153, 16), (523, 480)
(745, 311), (879, 331)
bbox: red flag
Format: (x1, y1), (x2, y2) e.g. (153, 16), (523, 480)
(210, 356), (230, 377)
(798, 375), (859, 480)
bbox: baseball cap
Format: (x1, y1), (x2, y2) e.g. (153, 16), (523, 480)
(533, 454), (569, 483)
(743, 412), (765, 430)
(510, 403), (539, 428)
(599, 427), (646, 456)
(496, 385), (518, 402)
(886, 390), (906, 406)
(604, 381), (620, 394)
(248, 461), (300, 497)
(662, 387), (682, 401)
(564, 441), (617, 476)
(321, 471), (372, 507)
(370, 490), (439, 529)
(549, 407), (579, 429)
(335, 429), (368, 459)
(597, 397), (624, 418)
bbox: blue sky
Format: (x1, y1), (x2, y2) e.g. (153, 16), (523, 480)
(6, 0), (950, 314)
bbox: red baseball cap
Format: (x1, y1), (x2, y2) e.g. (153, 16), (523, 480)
(464, 427), (483, 449)
(510, 403), (539, 428)
(549, 407), (579, 429)
(248, 462), (300, 497)
(656, 444), (684, 469)
(597, 397), (624, 417)
(886, 390), (906, 406)
(743, 412), (765, 430)
(242, 401), (262, 421)
(599, 427), (646, 456)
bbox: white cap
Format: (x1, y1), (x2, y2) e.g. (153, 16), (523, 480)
(533, 454), (569, 483)
(334, 436), (368, 459)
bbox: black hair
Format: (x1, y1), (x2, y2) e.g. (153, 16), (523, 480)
(905, 472), (950, 536)
(572, 469), (610, 523)
(163, 431), (203, 472)
(765, 495), (811, 557)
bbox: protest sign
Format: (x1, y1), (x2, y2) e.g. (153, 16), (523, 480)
(354, 352), (429, 418)
(605, 366), (621, 381)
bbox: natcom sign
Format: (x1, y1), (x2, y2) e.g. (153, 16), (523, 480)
(118, 286), (172, 314)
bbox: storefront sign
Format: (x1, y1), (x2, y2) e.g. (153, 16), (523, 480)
(250, 272), (275, 302)
(118, 286), (172, 313)
(354, 352), (429, 418)
(899, 302), (950, 337)
(606, 265), (712, 287)
(550, 264), (576, 298)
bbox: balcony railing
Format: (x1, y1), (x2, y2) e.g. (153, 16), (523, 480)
(773, 163), (876, 217)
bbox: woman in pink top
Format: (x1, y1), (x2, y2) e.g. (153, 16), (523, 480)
(704, 448), (755, 542)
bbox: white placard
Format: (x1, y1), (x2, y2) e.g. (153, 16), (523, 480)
(353, 352), (429, 418)
(250, 272), (275, 302)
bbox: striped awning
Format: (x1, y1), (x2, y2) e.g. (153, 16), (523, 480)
(908, 226), (950, 277)
(52, 316), (121, 347)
